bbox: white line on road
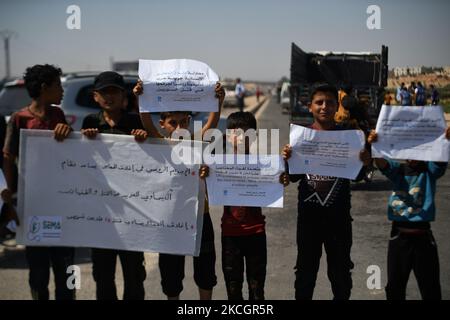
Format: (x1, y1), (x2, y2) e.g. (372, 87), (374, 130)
(254, 97), (271, 120)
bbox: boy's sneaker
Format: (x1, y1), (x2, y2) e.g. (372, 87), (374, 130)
(2, 237), (17, 247)
(0, 228), (17, 247)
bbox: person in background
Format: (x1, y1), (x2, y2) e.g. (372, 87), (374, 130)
(430, 85), (440, 105)
(414, 82), (426, 106)
(235, 78), (246, 112)
(3, 64), (74, 300)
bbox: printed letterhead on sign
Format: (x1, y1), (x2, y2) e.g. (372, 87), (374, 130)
(138, 59), (219, 113)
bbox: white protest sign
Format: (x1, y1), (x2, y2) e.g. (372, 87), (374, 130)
(138, 59), (219, 113)
(288, 124), (365, 179)
(372, 105), (449, 162)
(17, 130), (205, 256)
(206, 155), (285, 208)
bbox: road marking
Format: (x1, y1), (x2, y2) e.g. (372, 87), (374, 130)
(254, 97), (271, 120)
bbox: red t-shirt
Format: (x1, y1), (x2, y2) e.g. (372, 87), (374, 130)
(221, 206), (265, 236)
(3, 105), (68, 158)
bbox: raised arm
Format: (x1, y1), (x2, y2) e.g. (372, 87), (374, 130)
(133, 79), (164, 138)
(140, 113), (164, 138)
(367, 130), (389, 170)
(201, 82), (225, 138)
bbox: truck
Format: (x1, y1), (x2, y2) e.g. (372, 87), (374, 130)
(289, 42), (389, 127)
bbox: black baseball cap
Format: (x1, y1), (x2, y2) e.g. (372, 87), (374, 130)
(93, 71), (125, 91)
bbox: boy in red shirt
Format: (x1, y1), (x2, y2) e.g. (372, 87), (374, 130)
(3, 64), (73, 300)
(204, 111), (288, 300)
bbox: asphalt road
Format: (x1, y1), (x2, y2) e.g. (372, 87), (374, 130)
(1, 96), (449, 300)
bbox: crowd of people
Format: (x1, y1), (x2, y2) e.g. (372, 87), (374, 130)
(392, 81), (440, 106)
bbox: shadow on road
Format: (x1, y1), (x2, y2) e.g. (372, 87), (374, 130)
(351, 178), (393, 191)
(0, 247), (92, 270)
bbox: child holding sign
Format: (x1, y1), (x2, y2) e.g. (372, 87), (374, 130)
(202, 111), (289, 300)
(3, 64), (74, 300)
(282, 84), (371, 300)
(133, 78), (225, 300)
(81, 71), (148, 300)
(367, 127), (450, 300)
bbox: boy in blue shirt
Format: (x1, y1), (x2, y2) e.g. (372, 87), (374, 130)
(368, 127), (450, 300)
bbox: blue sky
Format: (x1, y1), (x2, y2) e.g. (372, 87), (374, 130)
(0, 0), (449, 81)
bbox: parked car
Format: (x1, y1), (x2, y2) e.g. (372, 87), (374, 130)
(0, 79), (32, 122)
(222, 83), (237, 108)
(0, 72), (141, 131)
(0, 73), (224, 134)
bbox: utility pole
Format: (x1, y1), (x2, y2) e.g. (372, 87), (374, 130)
(0, 29), (17, 80)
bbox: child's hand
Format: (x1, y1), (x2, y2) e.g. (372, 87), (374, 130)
(1, 188), (12, 204)
(1, 190), (20, 226)
(131, 129), (148, 142)
(359, 149), (372, 166)
(282, 144), (292, 160)
(81, 128), (99, 139)
(4, 205), (20, 226)
(446, 127), (450, 140)
(54, 123), (72, 141)
(279, 172), (290, 186)
(133, 79), (143, 96)
(367, 130), (378, 144)
(215, 82), (225, 103)
(199, 165), (209, 179)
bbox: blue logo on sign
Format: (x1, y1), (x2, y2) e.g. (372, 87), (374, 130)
(157, 96), (162, 102)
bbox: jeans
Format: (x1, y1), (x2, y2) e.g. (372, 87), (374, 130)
(222, 233), (267, 300)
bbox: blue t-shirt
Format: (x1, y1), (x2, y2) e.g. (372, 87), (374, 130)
(400, 90), (411, 106)
(379, 159), (447, 222)
(415, 86), (426, 106)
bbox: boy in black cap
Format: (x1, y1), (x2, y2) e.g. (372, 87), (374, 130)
(81, 71), (148, 300)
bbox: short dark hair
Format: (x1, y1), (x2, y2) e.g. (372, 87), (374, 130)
(309, 84), (338, 103)
(226, 111), (257, 130)
(160, 111), (191, 120)
(23, 64), (62, 98)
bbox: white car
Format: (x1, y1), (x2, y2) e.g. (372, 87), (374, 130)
(222, 86), (237, 108)
(0, 73), (141, 131)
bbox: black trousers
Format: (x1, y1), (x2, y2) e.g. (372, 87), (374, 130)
(385, 226), (441, 300)
(25, 246), (75, 300)
(159, 213), (217, 297)
(295, 217), (353, 300)
(91, 248), (146, 300)
(222, 232), (267, 300)
(237, 97), (245, 112)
